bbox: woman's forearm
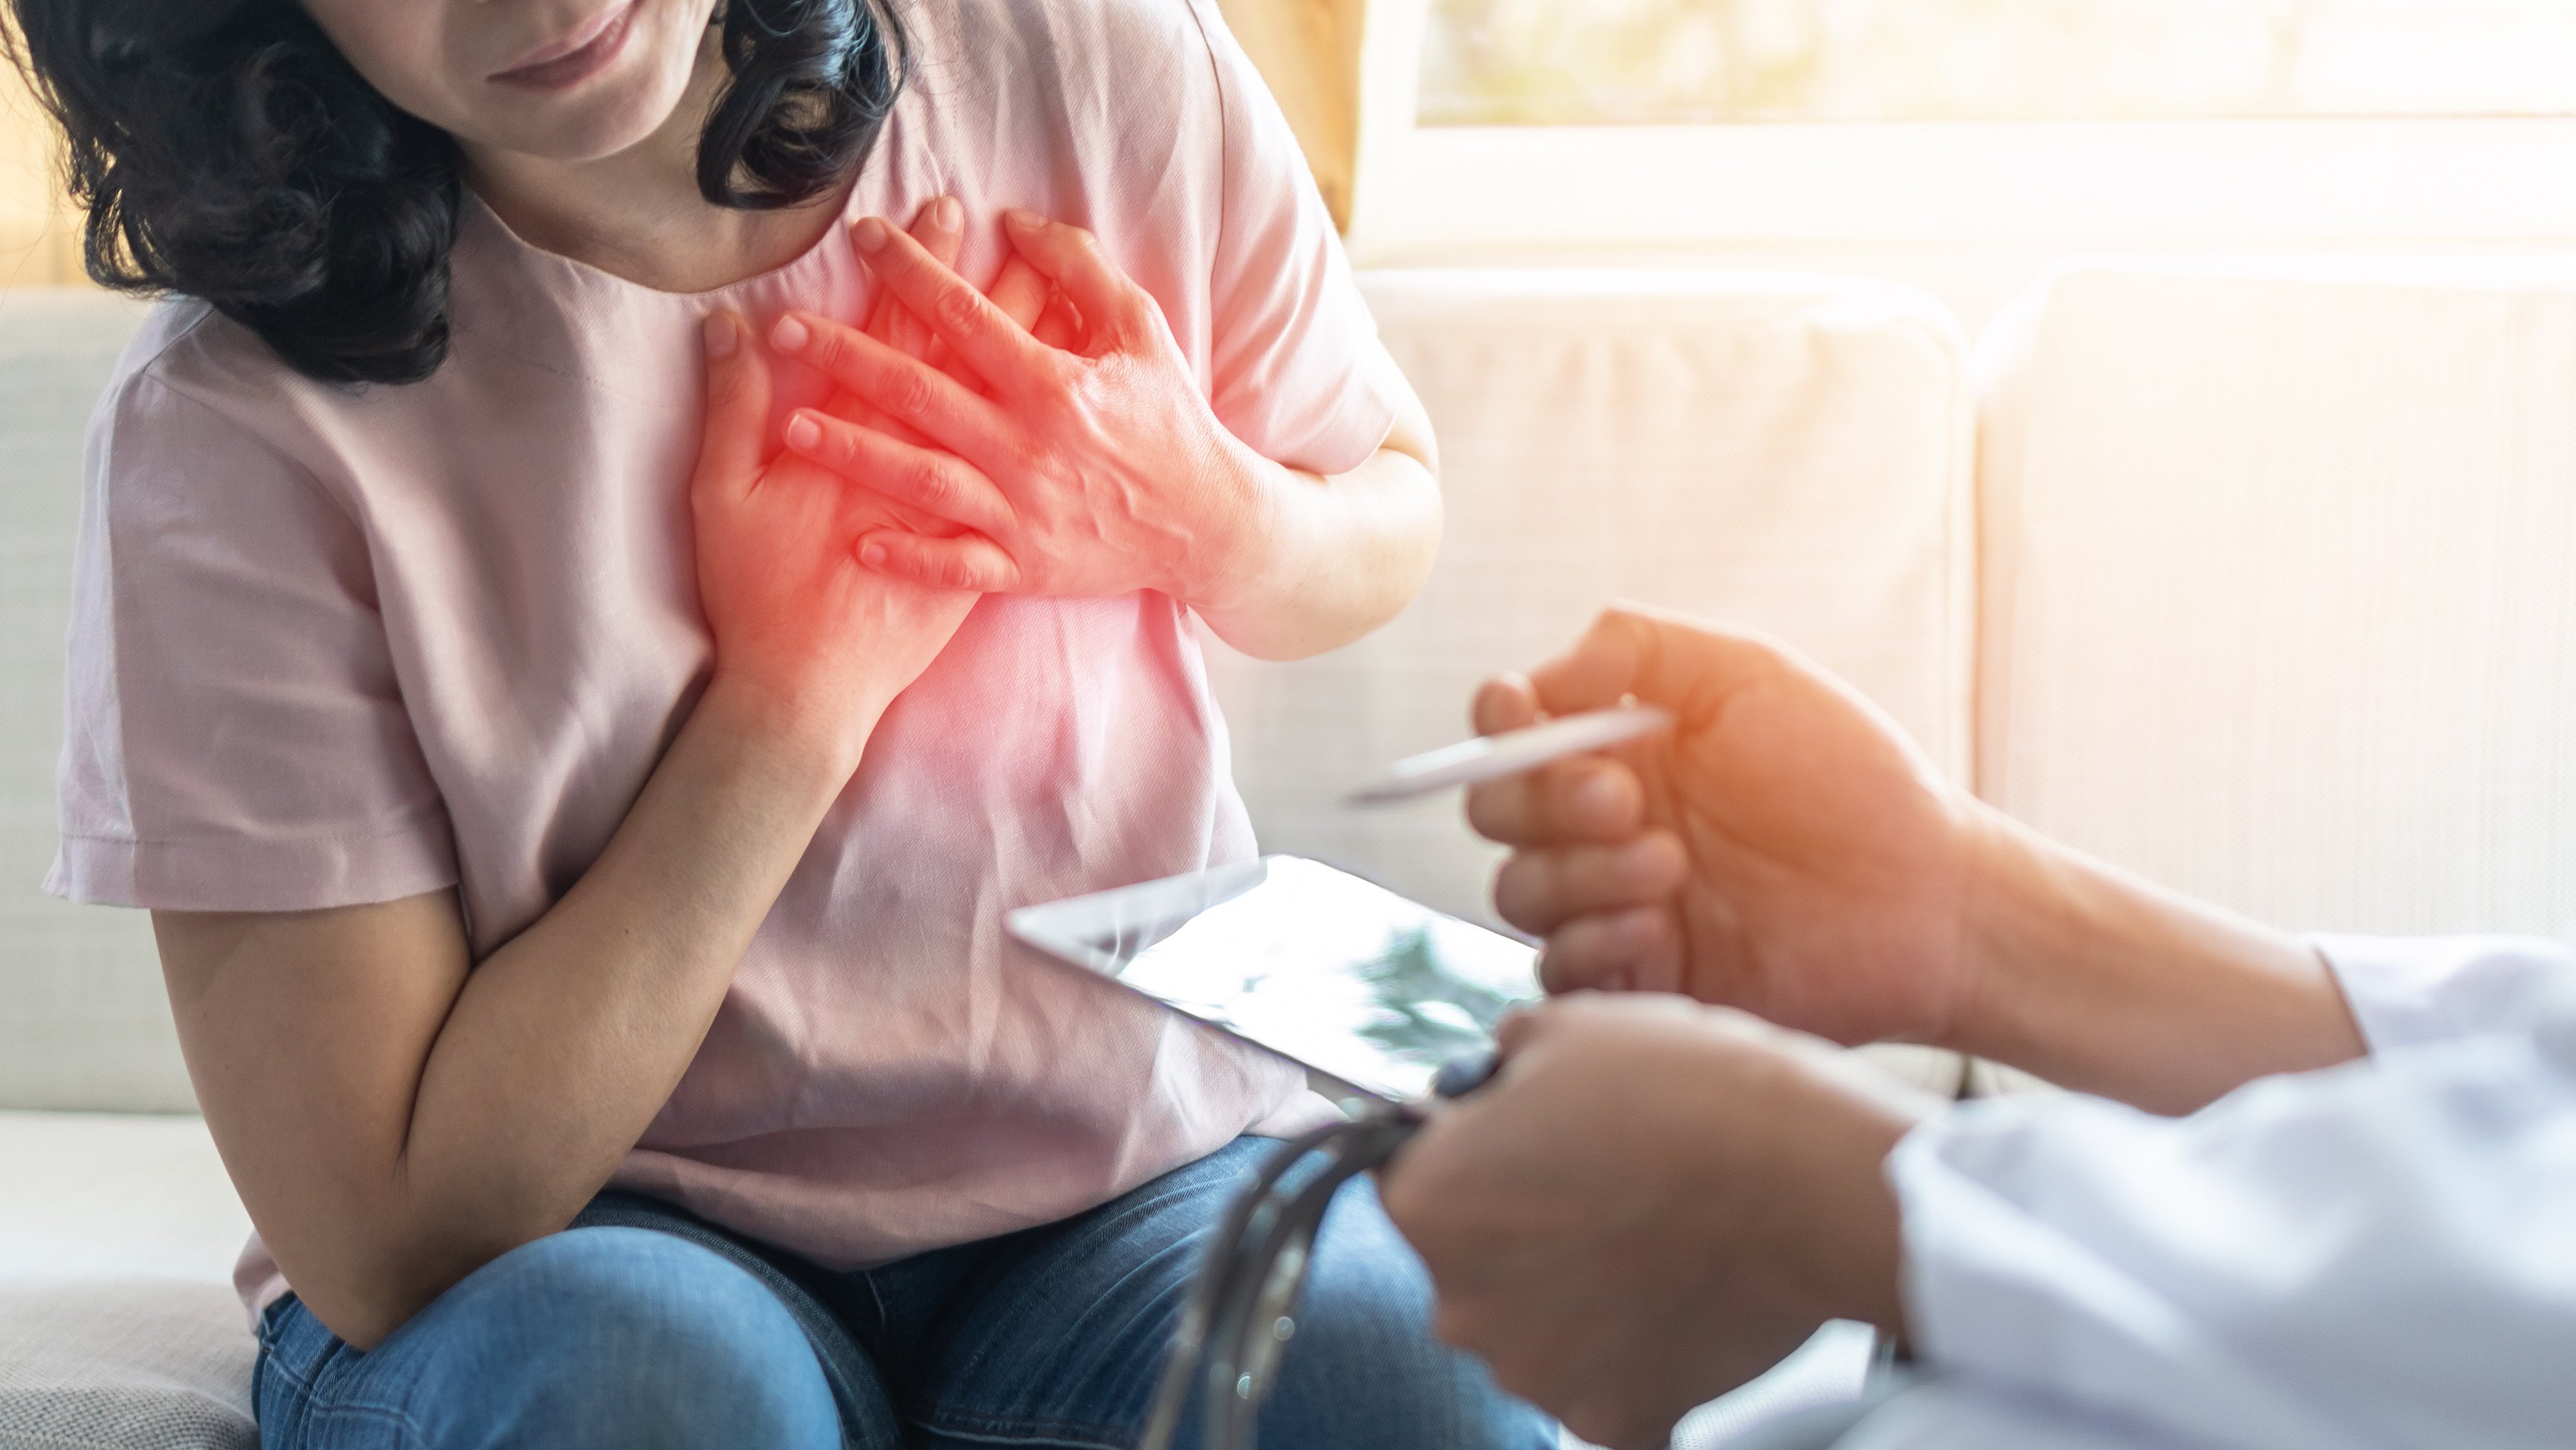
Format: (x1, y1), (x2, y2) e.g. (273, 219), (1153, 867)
(185, 678), (876, 1349)
(1949, 809), (2368, 1114)
(394, 682), (859, 1217)
(1192, 411), (1443, 663)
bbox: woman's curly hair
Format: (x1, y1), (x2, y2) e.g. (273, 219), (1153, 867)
(6, 0), (907, 384)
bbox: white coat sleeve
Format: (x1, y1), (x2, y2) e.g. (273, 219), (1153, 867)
(1888, 936), (2576, 1450)
(2315, 933), (2576, 1054)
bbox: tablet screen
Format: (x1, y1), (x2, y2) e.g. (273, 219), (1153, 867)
(1006, 856), (1541, 1102)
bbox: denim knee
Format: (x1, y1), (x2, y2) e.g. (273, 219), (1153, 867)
(364, 1227), (840, 1450)
(1271, 1176), (1559, 1450)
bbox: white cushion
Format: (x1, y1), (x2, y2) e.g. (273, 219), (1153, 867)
(0, 291), (176, 1113)
(1211, 269), (1976, 928)
(0, 1111), (250, 1285)
(0, 1110), (255, 1450)
(1979, 261), (2576, 935)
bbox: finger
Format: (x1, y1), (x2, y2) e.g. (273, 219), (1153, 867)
(919, 196), (965, 272)
(1492, 833), (1687, 937)
(852, 215), (1056, 395)
(987, 255), (1051, 335)
(692, 312), (770, 504)
(1492, 1005), (1551, 1059)
(1466, 758), (1644, 847)
(1537, 906), (1683, 997)
(771, 312), (1006, 465)
(1033, 292), (1084, 352)
(877, 196), (966, 362)
(782, 408), (1014, 535)
(861, 197), (961, 347)
(947, 255), (1051, 393)
(1529, 601), (1788, 720)
(855, 529), (1022, 593)
(1472, 673), (1541, 736)
(819, 385), (931, 449)
(1001, 209), (1156, 351)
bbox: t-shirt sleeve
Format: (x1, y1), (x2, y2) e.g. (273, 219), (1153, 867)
(47, 370), (459, 913)
(1183, 0), (1413, 476)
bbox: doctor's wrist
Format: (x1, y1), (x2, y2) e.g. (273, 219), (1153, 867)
(1765, 1041), (1932, 1342)
(1947, 808), (2364, 1112)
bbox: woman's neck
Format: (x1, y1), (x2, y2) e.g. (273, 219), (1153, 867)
(460, 31), (855, 294)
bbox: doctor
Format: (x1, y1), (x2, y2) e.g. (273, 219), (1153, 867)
(1377, 603), (2576, 1450)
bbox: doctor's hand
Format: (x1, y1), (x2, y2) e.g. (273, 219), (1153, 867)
(1378, 994), (1933, 1450)
(765, 210), (1278, 609)
(1466, 603), (1984, 1049)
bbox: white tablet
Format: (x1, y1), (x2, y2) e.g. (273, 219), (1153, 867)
(1006, 856), (1541, 1104)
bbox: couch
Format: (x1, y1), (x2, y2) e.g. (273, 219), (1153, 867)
(11, 254), (2576, 1447)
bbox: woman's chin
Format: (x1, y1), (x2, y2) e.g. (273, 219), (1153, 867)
(472, 81), (693, 170)
(471, 15), (706, 167)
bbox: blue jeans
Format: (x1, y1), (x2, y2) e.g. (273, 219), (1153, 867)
(253, 1138), (1555, 1450)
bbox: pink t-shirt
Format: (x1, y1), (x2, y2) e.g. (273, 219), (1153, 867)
(49, 0), (1402, 1310)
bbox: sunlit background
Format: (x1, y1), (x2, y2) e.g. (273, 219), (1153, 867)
(6, 9), (2576, 1444)
(1422, 0), (2576, 125)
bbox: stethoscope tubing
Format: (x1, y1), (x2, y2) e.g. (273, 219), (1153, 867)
(1139, 1112), (1426, 1450)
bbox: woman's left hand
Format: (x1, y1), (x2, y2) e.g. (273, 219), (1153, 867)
(763, 210), (1274, 609)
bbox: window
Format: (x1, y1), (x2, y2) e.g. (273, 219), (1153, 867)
(1420, 0), (2576, 127)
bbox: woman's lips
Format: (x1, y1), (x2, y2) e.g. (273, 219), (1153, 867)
(490, 1), (640, 91)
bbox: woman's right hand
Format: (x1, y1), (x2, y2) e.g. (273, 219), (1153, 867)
(691, 197), (1060, 761)
(1464, 603), (1986, 1050)
(690, 309), (979, 765)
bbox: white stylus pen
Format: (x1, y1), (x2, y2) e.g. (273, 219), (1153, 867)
(1345, 706), (1674, 806)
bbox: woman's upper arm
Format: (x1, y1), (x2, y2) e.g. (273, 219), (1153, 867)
(58, 366), (458, 914)
(154, 891), (471, 1337)
(1181, 0), (1415, 479)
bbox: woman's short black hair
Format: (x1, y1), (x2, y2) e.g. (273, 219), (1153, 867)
(6, 0), (907, 384)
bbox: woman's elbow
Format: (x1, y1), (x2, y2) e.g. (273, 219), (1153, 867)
(279, 1251), (447, 1350)
(266, 1210), (543, 1351)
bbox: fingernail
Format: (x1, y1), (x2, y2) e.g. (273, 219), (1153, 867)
(859, 541), (888, 568)
(702, 312), (738, 360)
(770, 316), (810, 354)
(934, 197), (962, 231)
(1573, 770), (1623, 822)
(784, 413), (820, 452)
(1003, 208), (1040, 234)
(853, 218), (889, 253)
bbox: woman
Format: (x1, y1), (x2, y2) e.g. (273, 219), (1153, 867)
(12, 0), (1549, 1445)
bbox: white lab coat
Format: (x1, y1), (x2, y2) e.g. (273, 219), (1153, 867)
(1851, 936), (2576, 1450)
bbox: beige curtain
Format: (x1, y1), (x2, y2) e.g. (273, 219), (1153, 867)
(1215, 0), (1370, 231)
(1, 44), (82, 287)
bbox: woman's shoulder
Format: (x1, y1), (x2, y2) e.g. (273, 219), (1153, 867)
(98, 297), (368, 472)
(105, 298), (290, 427)
(88, 297), (371, 514)
(910, 0), (1236, 147)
